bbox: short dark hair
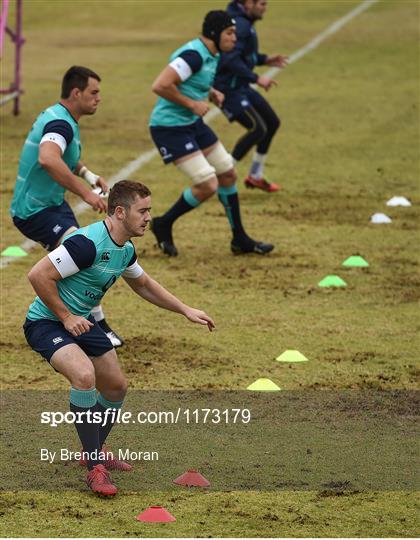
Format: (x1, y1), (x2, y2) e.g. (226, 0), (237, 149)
(61, 66), (101, 99)
(108, 180), (151, 216)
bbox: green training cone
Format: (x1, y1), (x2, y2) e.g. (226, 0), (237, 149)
(1, 246), (28, 257)
(342, 256), (369, 268)
(276, 350), (309, 363)
(318, 275), (347, 288)
(247, 378), (281, 392)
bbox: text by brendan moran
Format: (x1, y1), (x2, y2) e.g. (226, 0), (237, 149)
(40, 448), (159, 464)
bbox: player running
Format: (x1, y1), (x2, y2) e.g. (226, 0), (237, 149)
(214, 0), (288, 192)
(24, 180), (215, 496)
(10, 66), (124, 348)
(149, 10), (274, 256)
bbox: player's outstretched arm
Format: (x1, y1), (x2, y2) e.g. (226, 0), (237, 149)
(27, 256), (94, 336)
(38, 143), (107, 212)
(265, 55), (289, 68)
(123, 272), (215, 332)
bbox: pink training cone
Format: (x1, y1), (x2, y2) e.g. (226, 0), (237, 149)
(173, 469), (210, 487)
(136, 506), (176, 523)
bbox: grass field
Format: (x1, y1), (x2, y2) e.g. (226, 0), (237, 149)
(1, 0), (419, 537)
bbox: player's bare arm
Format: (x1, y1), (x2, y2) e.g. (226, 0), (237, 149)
(152, 66), (210, 117)
(123, 271), (215, 331)
(209, 87), (225, 107)
(27, 256), (94, 336)
(38, 143), (107, 212)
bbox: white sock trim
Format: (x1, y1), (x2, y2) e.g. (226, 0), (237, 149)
(253, 152), (266, 164)
(249, 152), (267, 179)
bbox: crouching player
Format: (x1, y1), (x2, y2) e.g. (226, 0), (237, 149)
(149, 10), (274, 256)
(10, 66), (124, 348)
(24, 180), (215, 496)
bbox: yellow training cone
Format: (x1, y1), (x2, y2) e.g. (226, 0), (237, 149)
(247, 378), (281, 391)
(276, 350), (309, 363)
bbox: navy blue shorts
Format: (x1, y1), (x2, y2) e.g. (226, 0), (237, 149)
(150, 118), (218, 164)
(13, 201), (79, 252)
(222, 87), (268, 122)
(23, 316), (113, 363)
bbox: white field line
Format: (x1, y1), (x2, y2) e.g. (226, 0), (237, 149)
(1, 0), (378, 269)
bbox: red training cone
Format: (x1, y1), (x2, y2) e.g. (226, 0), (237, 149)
(173, 469), (210, 487)
(136, 506), (176, 523)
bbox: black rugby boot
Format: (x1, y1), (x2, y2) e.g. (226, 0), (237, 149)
(150, 217), (178, 257)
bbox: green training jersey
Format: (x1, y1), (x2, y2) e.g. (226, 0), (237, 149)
(26, 221), (143, 321)
(10, 103), (81, 219)
(150, 38), (219, 127)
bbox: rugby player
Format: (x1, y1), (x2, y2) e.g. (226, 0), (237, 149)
(24, 180), (215, 496)
(149, 10), (274, 256)
(10, 66), (124, 348)
(214, 0), (288, 192)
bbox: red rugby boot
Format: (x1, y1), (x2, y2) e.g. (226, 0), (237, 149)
(101, 447), (133, 471)
(79, 447), (133, 471)
(244, 176), (279, 192)
(86, 464), (117, 497)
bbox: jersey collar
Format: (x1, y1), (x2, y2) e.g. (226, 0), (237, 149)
(103, 220), (125, 248)
(57, 102), (79, 124)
